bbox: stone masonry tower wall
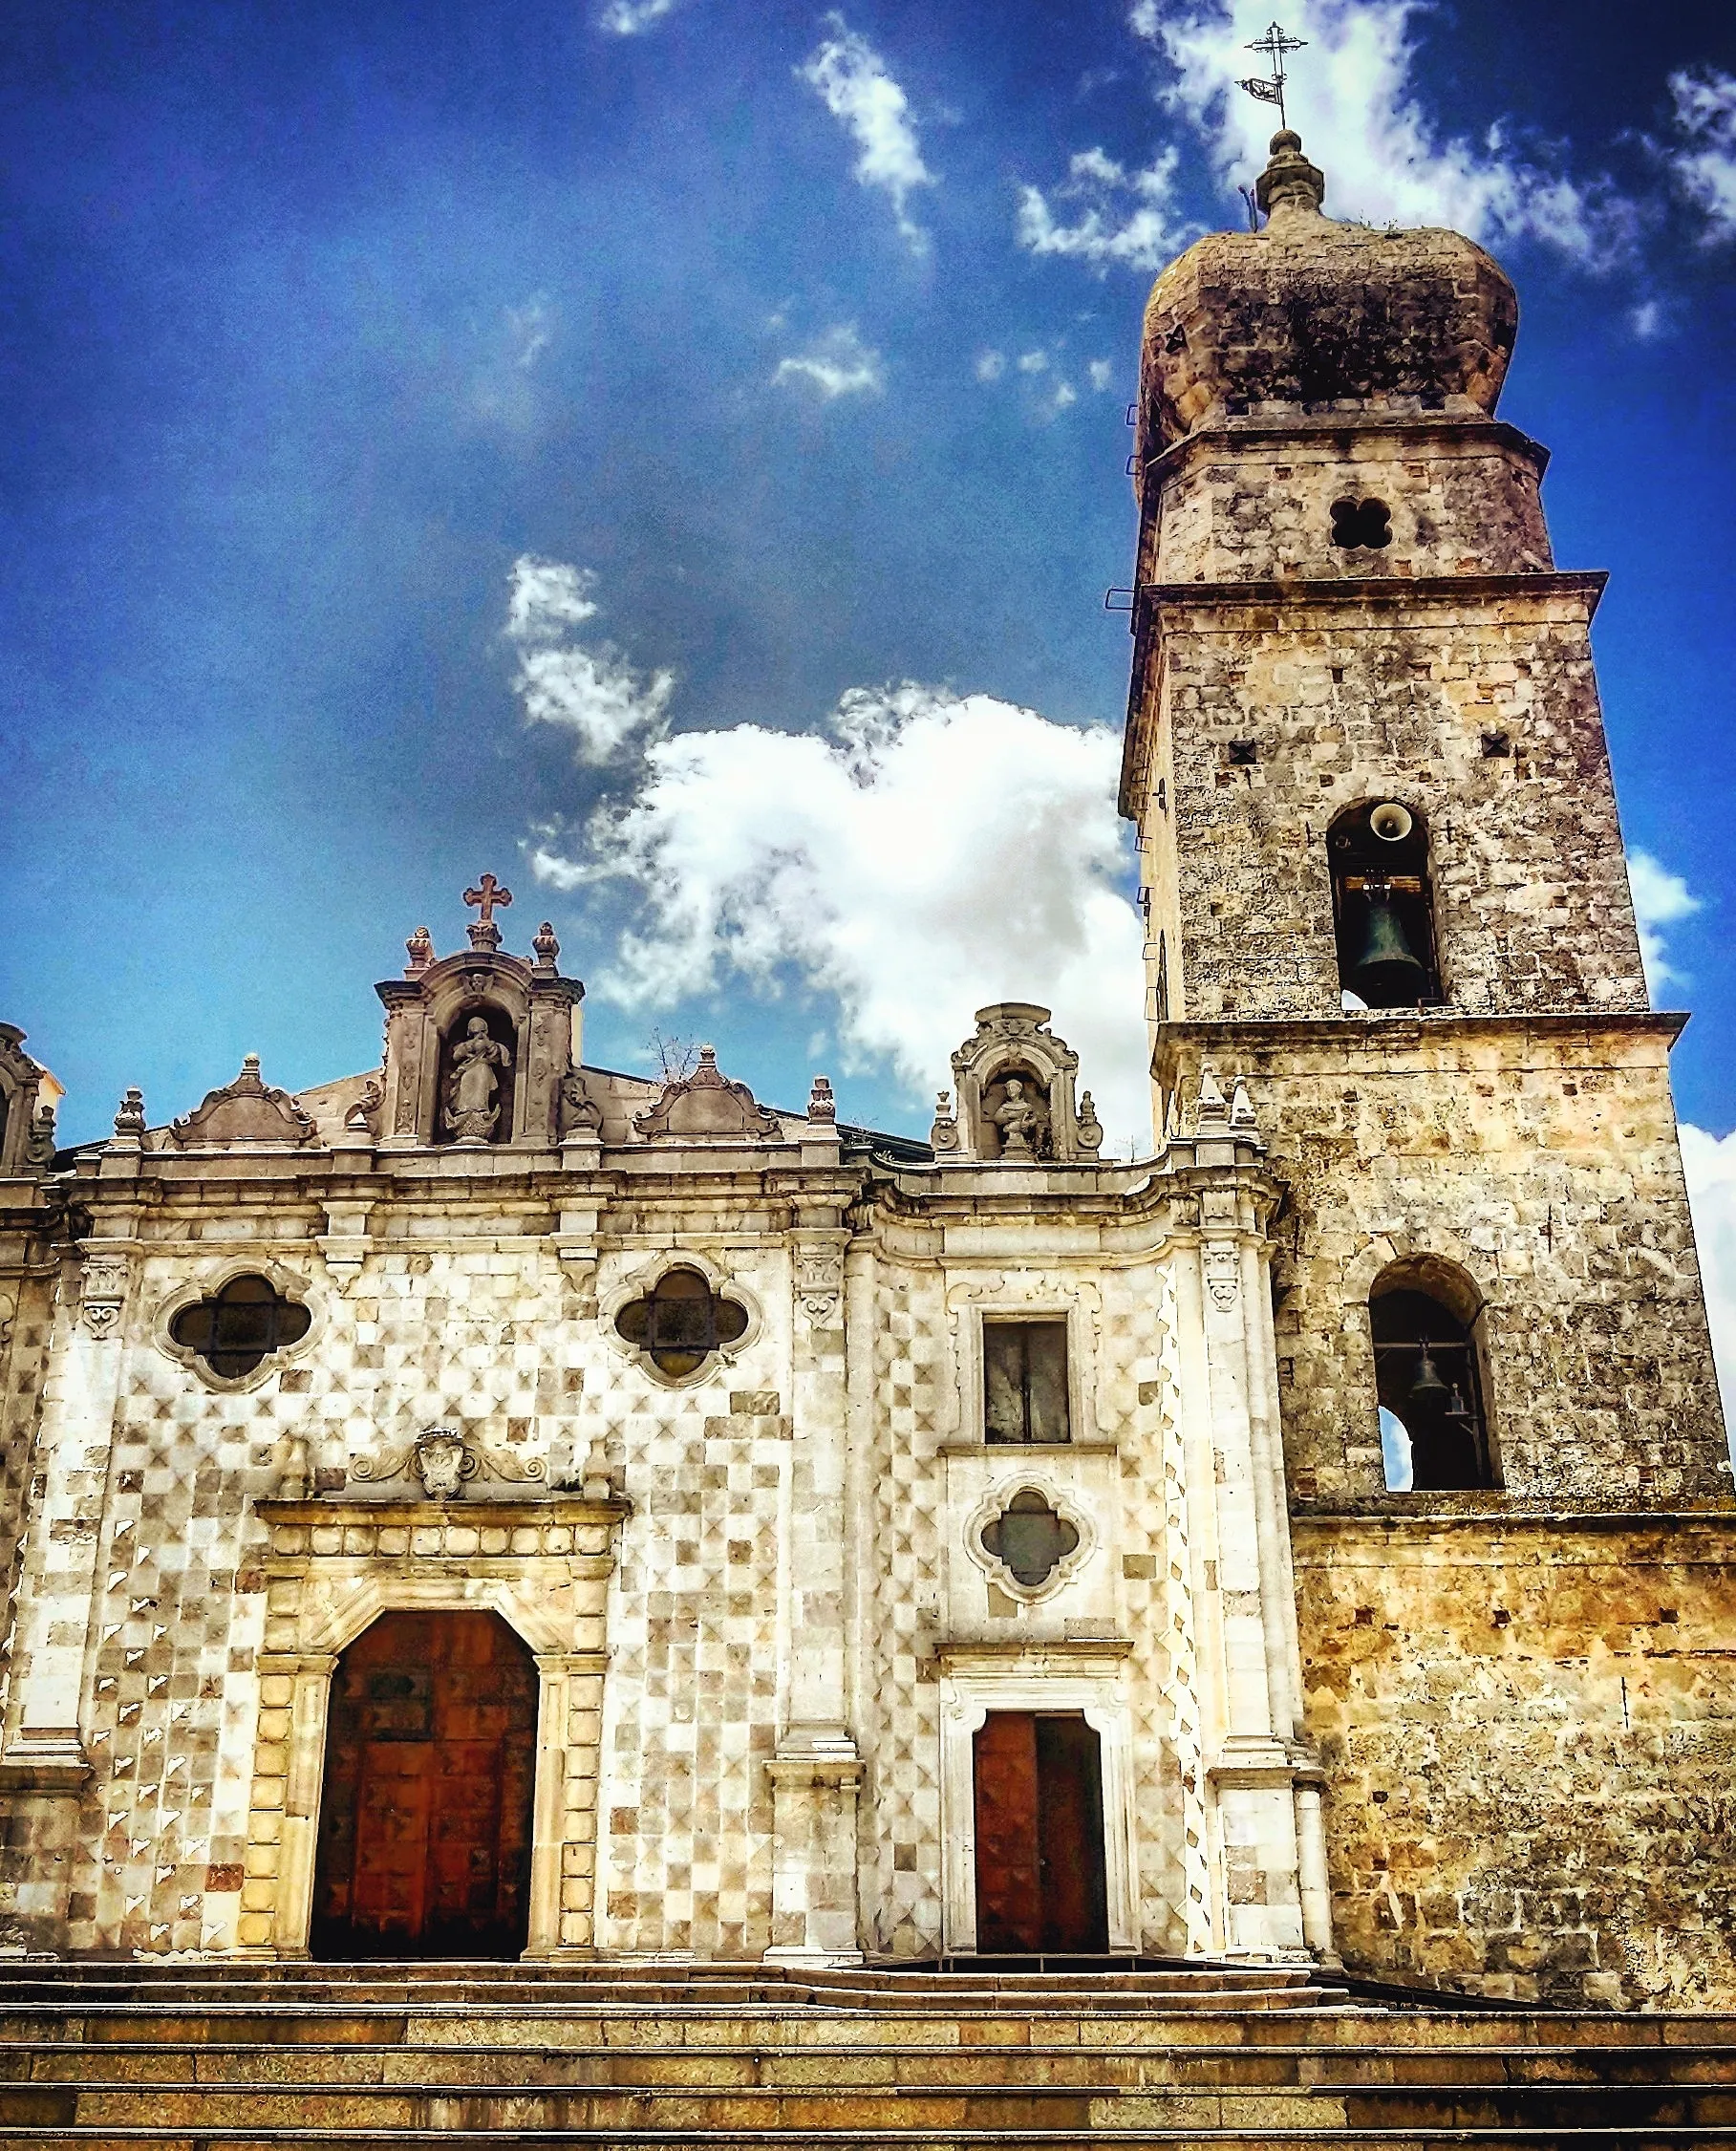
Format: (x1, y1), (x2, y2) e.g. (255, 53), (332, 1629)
(1121, 131), (1725, 1508)
(1120, 132), (1736, 2006)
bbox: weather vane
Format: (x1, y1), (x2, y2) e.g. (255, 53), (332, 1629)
(1238, 20), (1306, 133)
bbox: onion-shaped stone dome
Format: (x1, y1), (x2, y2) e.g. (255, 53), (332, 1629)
(1137, 132), (1519, 458)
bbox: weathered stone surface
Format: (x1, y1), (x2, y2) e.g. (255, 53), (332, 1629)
(1125, 136), (1736, 2011)
(1139, 137), (1517, 452)
(1156, 1020), (1730, 1507)
(1296, 1516), (1736, 2008)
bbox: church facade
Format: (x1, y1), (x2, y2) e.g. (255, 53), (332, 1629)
(0, 132), (1732, 2006)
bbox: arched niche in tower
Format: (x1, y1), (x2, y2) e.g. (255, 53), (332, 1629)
(1328, 799), (1443, 1011)
(1369, 1257), (1498, 1493)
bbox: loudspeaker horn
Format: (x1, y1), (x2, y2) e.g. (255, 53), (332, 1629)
(1369, 801), (1414, 843)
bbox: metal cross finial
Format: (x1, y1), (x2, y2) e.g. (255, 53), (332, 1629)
(463, 872), (513, 951)
(1238, 19), (1306, 132)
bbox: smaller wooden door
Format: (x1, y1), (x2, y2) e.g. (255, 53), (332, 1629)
(973, 1711), (1108, 1954)
(311, 1611), (538, 1959)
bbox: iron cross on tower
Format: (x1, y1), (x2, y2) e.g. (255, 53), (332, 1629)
(463, 871), (513, 951)
(1238, 20), (1306, 132)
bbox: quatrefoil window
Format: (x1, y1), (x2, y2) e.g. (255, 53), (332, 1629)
(1330, 496), (1392, 550)
(170, 1275), (310, 1380)
(614, 1265), (748, 1380)
(978, 1490), (1081, 1590)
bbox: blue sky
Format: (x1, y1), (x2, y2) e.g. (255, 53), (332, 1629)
(3, 0), (1734, 1193)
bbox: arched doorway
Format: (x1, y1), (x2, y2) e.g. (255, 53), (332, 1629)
(311, 1610), (538, 1959)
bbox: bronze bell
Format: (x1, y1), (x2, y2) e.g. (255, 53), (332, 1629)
(1351, 893), (1428, 1003)
(1407, 1342), (1450, 1407)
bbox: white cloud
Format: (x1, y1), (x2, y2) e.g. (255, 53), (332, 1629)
(597, 0), (681, 32)
(799, 14), (936, 254)
(1017, 145), (1188, 270)
(505, 557), (674, 764)
(1088, 358), (1115, 390)
(506, 557), (599, 640)
(1144, 0), (1640, 269)
(1679, 1125), (1736, 1460)
(772, 323), (885, 399)
(1053, 380), (1079, 410)
(1663, 68), (1736, 242)
(531, 680), (1150, 1148)
(1017, 350), (1049, 373)
(505, 293), (552, 371)
(975, 350), (1006, 382)
(1627, 850), (1702, 996)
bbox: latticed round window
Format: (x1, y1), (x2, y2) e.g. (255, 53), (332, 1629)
(170, 1275), (310, 1380)
(614, 1266), (747, 1380)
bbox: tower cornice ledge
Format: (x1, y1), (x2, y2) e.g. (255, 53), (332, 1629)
(1152, 1012), (1687, 1081)
(1138, 410), (1552, 494)
(1135, 569), (1605, 613)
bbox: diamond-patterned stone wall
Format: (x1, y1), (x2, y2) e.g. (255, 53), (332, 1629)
(861, 1266), (946, 1958)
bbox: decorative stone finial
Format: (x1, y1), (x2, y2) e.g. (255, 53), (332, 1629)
(806, 1074), (837, 1125)
(532, 919), (560, 971)
(404, 925), (434, 975)
(463, 872), (513, 953)
(1195, 1065), (1230, 1131)
(1255, 128), (1325, 220)
(1230, 1075), (1259, 1132)
(930, 1089), (959, 1153)
(26, 1103), (58, 1169)
(1076, 1089), (1104, 1157)
(113, 1087), (146, 1142)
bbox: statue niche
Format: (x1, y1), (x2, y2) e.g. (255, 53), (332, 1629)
(436, 1006), (518, 1146)
(943, 1003), (1102, 1164)
(983, 1069), (1052, 1162)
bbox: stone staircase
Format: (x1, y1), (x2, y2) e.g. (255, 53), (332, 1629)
(0, 1958), (1730, 2147)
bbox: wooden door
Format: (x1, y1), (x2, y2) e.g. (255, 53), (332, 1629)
(311, 1610), (538, 1959)
(972, 1711), (1108, 1955)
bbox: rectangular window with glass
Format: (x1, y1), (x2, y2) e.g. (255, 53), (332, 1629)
(983, 1319), (1070, 1445)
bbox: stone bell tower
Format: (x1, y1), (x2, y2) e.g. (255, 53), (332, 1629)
(1121, 131), (1728, 1508)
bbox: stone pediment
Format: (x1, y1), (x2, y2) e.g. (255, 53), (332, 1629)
(170, 1055), (318, 1149)
(633, 1046), (782, 1142)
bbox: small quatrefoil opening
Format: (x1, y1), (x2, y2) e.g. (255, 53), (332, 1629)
(1330, 497), (1393, 550)
(978, 1490), (1081, 1590)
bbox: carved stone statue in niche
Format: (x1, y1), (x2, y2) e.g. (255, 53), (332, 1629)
(991, 1076), (1047, 1160)
(945, 1004), (1095, 1163)
(984, 1070), (1052, 1162)
(442, 1016), (513, 1145)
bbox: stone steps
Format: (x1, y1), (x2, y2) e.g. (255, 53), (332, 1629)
(0, 1964), (1727, 2150)
(9, 2042), (1736, 2085)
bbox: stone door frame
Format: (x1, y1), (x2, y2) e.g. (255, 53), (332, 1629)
(243, 1499), (625, 1961)
(936, 1654), (1137, 1955)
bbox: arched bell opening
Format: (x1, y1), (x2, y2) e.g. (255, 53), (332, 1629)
(1328, 800), (1443, 1011)
(1370, 1261), (1498, 1492)
(432, 1001), (519, 1146)
(310, 1609), (538, 1959)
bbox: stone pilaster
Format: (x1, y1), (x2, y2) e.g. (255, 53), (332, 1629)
(765, 1212), (862, 1965)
